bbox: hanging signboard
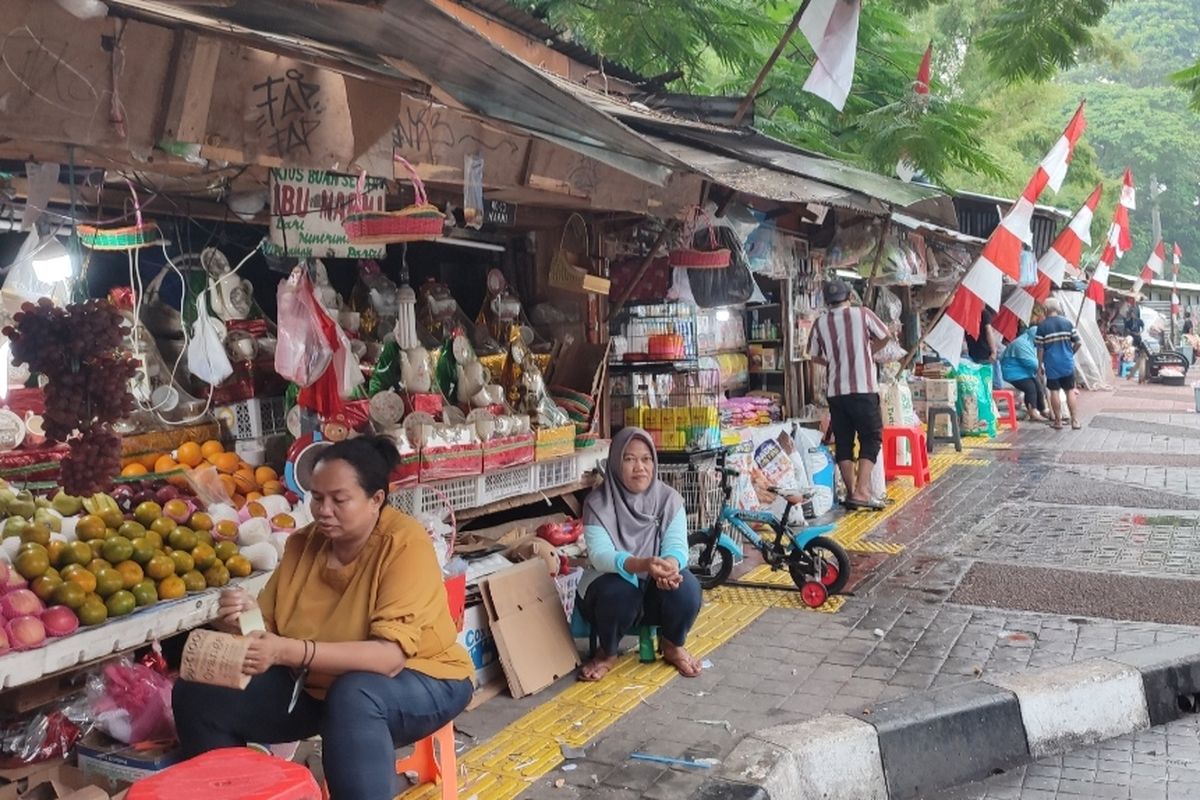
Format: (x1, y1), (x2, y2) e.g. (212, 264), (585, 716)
(266, 169), (386, 258)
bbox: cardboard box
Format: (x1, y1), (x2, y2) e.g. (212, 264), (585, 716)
(0, 763), (123, 800)
(925, 379), (957, 404)
(535, 425), (574, 462)
(482, 433), (535, 472)
(456, 603), (502, 686)
(75, 733), (180, 786)
(479, 560), (580, 699)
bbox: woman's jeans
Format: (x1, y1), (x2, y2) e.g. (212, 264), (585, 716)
(174, 668), (473, 800)
(581, 570), (702, 655)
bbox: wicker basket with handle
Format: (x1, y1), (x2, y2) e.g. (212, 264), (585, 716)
(343, 155), (445, 245)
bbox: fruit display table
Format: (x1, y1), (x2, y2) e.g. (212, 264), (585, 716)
(0, 572), (269, 691)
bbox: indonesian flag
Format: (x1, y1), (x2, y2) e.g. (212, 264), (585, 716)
(925, 105), (1086, 364)
(1113, 169), (1136, 256)
(992, 184), (1103, 342)
(914, 42), (933, 95)
(1134, 240), (1166, 290)
(1173, 243), (1183, 315)
(800, 0), (861, 111)
(1086, 251), (1113, 305)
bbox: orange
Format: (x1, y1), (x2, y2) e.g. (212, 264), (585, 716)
(213, 520), (238, 541)
(270, 513), (297, 530)
(200, 440), (224, 459)
(67, 569), (97, 594)
(218, 474), (238, 499)
(247, 501), (268, 519)
(189, 512), (213, 532)
(245, 491), (263, 503)
(231, 493), (246, 510)
(213, 452), (240, 474)
(115, 560), (144, 590)
(146, 555), (175, 581)
(261, 480), (284, 496)
(153, 455), (178, 474)
(138, 452), (163, 470)
(121, 463), (148, 477)
(157, 575), (186, 600)
(225, 554), (252, 579)
(254, 466), (278, 485)
(232, 468), (257, 495)
(176, 442), (203, 468)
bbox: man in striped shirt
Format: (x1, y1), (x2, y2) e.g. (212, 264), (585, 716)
(808, 280), (890, 511)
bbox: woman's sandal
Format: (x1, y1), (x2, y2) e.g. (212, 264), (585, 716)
(844, 498), (886, 511)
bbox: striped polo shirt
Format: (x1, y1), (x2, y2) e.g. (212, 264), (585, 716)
(808, 305), (889, 397)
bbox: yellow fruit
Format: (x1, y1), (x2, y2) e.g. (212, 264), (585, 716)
(232, 468), (257, 494)
(168, 527), (197, 552)
(20, 524), (51, 547)
(153, 455), (178, 474)
(52, 581), (86, 610)
(213, 452), (240, 474)
(105, 590), (136, 617)
(271, 513), (297, 530)
(148, 518), (176, 538)
(144, 531), (165, 551)
(231, 494), (246, 510)
(170, 550), (195, 576)
(46, 540), (67, 567)
(78, 598), (108, 626)
(203, 563), (230, 588)
(214, 541), (239, 562)
(200, 440), (224, 459)
(121, 463), (148, 477)
(218, 475), (238, 499)
(225, 554), (252, 578)
(262, 480), (284, 496)
(117, 520), (146, 540)
(134, 501), (163, 527)
(245, 491), (263, 503)
(182, 570), (207, 593)
(99, 508), (124, 529)
(138, 452), (163, 470)
(247, 501), (268, 519)
(146, 555), (175, 581)
(194, 531), (214, 548)
(191, 544), (217, 571)
(116, 560), (144, 590)
(254, 466), (278, 485)
(14, 549), (49, 580)
(176, 442), (203, 468)
(157, 575), (186, 600)
(94, 568), (123, 598)
(67, 569), (97, 594)
(87, 558), (113, 574)
(189, 512), (213, 532)
(76, 515), (107, 541)
(214, 520), (238, 541)
(31, 574), (63, 602)
(89, 540), (105, 559)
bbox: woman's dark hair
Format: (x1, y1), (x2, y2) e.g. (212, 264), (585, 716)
(313, 436), (400, 496)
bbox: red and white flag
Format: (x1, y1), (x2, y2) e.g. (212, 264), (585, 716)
(925, 105), (1086, 364)
(1085, 169), (1136, 306)
(992, 184), (1102, 342)
(1172, 243), (1183, 316)
(1133, 240), (1165, 292)
(914, 42), (933, 96)
(800, 0), (861, 111)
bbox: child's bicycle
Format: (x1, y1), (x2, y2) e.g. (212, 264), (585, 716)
(687, 453), (850, 608)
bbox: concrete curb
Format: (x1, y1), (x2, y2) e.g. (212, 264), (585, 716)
(691, 640), (1200, 800)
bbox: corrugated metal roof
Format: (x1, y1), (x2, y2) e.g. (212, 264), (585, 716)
(891, 212), (986, 246)
(106, 0), (681, 181)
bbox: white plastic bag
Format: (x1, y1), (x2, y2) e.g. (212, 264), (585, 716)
(186, 295), (233, 385)
(275, 267), (334, 386)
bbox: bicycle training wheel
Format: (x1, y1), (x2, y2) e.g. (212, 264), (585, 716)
(789, 535), (850, 595)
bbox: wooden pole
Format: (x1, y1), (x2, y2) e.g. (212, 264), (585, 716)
(732, 0), (814, 127)
(606, 223), (676, 321)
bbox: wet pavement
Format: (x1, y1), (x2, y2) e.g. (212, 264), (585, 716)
(448, 378), (1200, 800)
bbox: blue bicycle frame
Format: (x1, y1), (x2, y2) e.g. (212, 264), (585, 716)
(712, 506), (837, 559)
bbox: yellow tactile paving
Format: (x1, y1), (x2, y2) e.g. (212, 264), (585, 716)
(398, 444), (995, 798)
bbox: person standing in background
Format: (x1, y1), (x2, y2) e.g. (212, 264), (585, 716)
(808, 279), (891, 511)
(1036, 298), (1083, 431)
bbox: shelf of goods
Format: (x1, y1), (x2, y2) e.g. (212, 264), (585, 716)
(387, 445), (609, 520)
(1, 572), (271, 691)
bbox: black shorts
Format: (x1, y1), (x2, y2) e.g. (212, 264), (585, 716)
(1045, 374), (1076, 391)
(828, 393), (884, 463)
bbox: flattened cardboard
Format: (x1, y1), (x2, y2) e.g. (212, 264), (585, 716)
(0, 764), (119, 800)
(480, 559), (580, 699)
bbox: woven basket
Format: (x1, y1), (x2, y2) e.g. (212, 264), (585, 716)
(668, 207), (731, 269)
(343, 156), (445, 245)
(549, 213), (610, 295)
(78, 180), (162, 251)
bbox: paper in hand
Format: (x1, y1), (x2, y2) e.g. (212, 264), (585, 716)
(180, 629), (252, 690)
(238, 606), (266, 635)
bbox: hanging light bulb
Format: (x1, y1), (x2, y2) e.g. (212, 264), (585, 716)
(32, 237), (72, 283)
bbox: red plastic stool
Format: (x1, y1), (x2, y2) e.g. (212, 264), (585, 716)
(882, 425), (931, 488)
(992, 389), (1020, 432)
(128, 748), (321, 800)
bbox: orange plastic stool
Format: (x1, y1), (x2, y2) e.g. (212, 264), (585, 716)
(992, 389), (1020, 432)
(882, 425), (931, 488)
(129, 748), (321, 800)
(321, 574), (467, 800)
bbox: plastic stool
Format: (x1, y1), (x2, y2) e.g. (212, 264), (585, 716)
(129, 748), (321, 800)
(992, 389), (1020, 432)
(882, 425), (931, 488)
(394, 723), (458, 800)
(925, 404), (962, 453)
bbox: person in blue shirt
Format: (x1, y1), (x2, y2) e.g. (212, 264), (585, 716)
(1035, 297), (1083, 430)
(1000, 322), (1048, 422)
(578, 427), (701, 681)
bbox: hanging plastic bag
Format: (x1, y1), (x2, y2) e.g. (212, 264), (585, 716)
(463, 154), (484, 230)
(686, 226), (754, 307)
(186, 294), (233, 385)
(275, 267), (334, 387)
(1018, 247), (1039, 287)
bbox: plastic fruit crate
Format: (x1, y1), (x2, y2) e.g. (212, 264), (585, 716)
(479, 465), (537, 505)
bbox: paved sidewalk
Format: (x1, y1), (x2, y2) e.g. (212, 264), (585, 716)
(431, 379), (1200, 800)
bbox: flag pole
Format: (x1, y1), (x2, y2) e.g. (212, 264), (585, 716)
(732, 0), (814, 126)
(899, 270), (969, 371)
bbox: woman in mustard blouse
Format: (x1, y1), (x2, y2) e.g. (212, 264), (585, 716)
(173, 437), (473, 800)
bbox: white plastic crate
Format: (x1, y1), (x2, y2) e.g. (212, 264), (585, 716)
(536, 455), (580, 492)
(417, 476), (482, 517)
(214, 397), (287, 441)
(479, 465), (537, 505)
(388, 485), (420, 515)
